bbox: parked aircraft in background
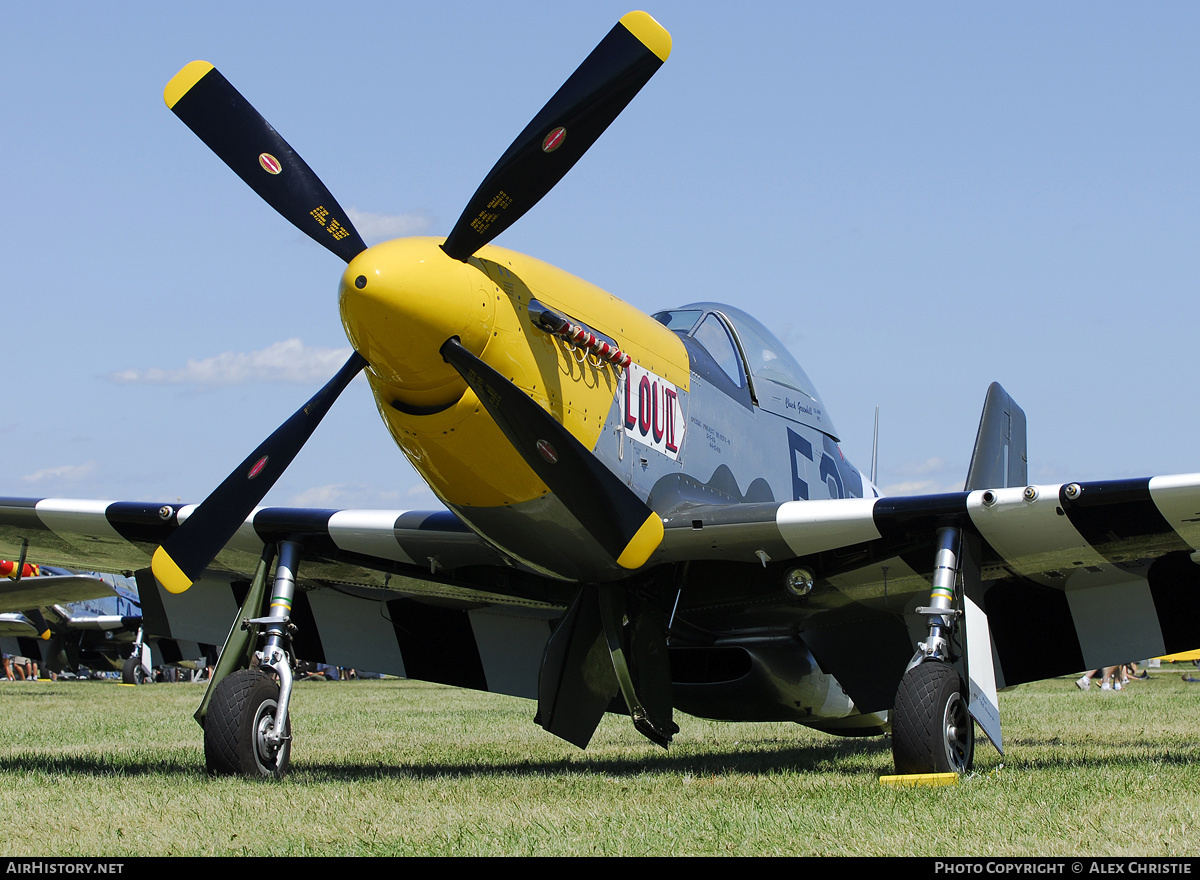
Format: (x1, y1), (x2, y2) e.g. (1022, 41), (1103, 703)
(0, 562), (209, 682)
(0, 561), (119, 672)
(3, 11), (1198, 779)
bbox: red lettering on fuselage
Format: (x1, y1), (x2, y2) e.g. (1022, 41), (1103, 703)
(638, 375), (652, 434)
(652, 382), (665, 443)
(623, 366), (683, 459)
(664, 388), (678, 452)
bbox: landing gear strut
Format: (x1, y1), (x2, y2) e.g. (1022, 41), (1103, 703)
(891, 523), (976, 775)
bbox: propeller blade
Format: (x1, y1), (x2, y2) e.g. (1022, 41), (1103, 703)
(164, 61), (368, 263)
(441, 11), (671, 262)
(152, 352), (368, 594)
(25, 609), (50, 640)
(440, 337), (662, 568)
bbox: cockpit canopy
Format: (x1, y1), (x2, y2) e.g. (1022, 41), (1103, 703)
(653, 302), (837, 438)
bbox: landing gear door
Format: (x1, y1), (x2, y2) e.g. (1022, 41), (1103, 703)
(962, 532), (1003, 754)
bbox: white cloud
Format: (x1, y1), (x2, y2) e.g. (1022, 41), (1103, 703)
(346, 208), (435, 244)
(894, 457), (948, 476)
(289, 484), (353, 507)
(879, 458), (964, 496)
(881, 479), (940, 496)
(109, 339), (354, 388)
(23, 461), (97, 484)
(288, 482), (411, 509)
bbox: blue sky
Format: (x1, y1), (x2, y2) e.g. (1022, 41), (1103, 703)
(3, 1), (1197, 511)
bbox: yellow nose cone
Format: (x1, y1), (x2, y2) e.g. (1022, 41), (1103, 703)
(339, 238), (495, 409)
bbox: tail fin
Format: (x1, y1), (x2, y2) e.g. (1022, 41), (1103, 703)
(964, 382), (1027, 491)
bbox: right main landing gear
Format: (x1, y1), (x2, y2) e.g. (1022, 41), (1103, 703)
(197, 541), (301, 779)
(203, 668), (291, 779)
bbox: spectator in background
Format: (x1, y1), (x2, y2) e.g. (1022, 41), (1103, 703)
(1076, 667), (1121, 691)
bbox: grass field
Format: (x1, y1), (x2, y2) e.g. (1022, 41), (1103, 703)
(1, 670), (1198, 856)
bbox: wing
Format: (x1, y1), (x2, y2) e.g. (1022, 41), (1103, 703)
(655, 474), (1200, 712)
(0, 497), (574, 700)
(0, 573), (116, 611)
(8, 475), (1198, 719)
(0, 614), (46, 638)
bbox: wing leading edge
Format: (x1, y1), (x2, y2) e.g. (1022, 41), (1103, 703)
(0, 498), (577, 701)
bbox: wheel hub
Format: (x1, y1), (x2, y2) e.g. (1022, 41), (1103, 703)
(942, 691), (971, 772)
(253, 700), (282, 770)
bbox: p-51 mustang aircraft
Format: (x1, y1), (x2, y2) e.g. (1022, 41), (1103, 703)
(4, 11), (1199, 778)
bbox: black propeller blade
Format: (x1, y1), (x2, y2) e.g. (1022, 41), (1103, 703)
(151, 352), (368, 594)
(24, 608), (50, 641)
(164, 61), (367, 263)
(440, 337), (662, 568)
(441, 10), (671, 262)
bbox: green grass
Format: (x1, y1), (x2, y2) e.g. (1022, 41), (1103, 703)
(1, 671), (1199, 856)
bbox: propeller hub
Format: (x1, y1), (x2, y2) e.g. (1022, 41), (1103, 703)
(339, 237), (495, 409)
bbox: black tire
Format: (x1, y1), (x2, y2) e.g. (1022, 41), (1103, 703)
(203, 669), (291, 779)
(892, 661), (974, 775)
(122, 656), (145, 685)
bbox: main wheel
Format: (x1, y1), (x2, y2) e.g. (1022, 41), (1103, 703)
(122, 655), (146, 685)
(892, 661), (974, 775)
(203, 669), (292, 779)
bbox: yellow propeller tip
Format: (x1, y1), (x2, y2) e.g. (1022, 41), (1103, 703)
(164, 60), (214, 109)
(616, 513), (665, 570)
(151, 546), (194, 594)
(620, 11), (672, 63)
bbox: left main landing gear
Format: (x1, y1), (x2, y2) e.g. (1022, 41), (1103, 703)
(122, 629), (149, 685)
(122, 655), (146, 685)
(891, 523), (979, 775)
